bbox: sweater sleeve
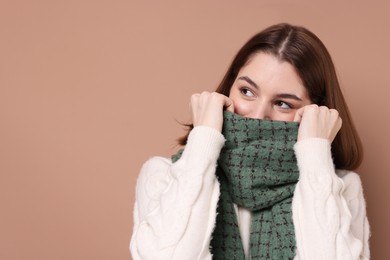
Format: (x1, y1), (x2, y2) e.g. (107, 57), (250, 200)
(130, 126), (225, 260)
(292, 138), (370, 260)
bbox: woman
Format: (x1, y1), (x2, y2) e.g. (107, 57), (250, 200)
(130, 23), (370, 259)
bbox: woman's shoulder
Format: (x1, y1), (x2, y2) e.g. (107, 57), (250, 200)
(136, 156), (173, 198)
(336, 169), (362, 185)
(138, 155), (174, 180)
(336, 169), (365, 201)
(140, 156), (173, 174)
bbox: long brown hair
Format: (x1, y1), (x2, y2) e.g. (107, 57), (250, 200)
(179, 23), (362, 170)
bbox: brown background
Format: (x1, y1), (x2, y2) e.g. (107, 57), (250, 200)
(1, 1), (389, 259)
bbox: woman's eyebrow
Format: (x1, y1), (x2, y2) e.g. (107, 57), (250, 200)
(238, 76), (303, 101)
(275, 93), (303, 101)
(238, 76), (259, 89)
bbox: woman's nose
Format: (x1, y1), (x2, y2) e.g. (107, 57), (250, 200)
(249, 103), (271, 120)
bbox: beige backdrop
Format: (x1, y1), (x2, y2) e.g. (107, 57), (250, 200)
(1, 1), (389, 259)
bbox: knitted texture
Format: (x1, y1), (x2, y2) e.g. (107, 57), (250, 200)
(173, 111), (300, 259)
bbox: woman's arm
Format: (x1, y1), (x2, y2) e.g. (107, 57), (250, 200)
(130, 126), (225, 260)
(292, 138), (370, 260)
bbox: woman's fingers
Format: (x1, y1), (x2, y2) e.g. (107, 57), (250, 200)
(190, 92), (234, 132)
(293, 107), (305, 123)
(223, 95), (234, 113)
(296, 104), (342, 142)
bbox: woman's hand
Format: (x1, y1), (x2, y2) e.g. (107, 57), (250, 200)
(293, 104), (342, 142)
(190, 92), (234, 132)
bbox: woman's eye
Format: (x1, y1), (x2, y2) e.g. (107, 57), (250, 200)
(240, 88), (255, 97)
(276, 101), (292, 109)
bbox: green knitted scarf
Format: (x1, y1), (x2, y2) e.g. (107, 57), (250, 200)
(173, 111), (300, 259)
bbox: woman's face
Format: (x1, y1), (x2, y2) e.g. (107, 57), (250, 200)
(229, 52), (312, 121)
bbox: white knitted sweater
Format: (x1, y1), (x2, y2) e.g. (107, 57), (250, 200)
(130, 126), (370, 259)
